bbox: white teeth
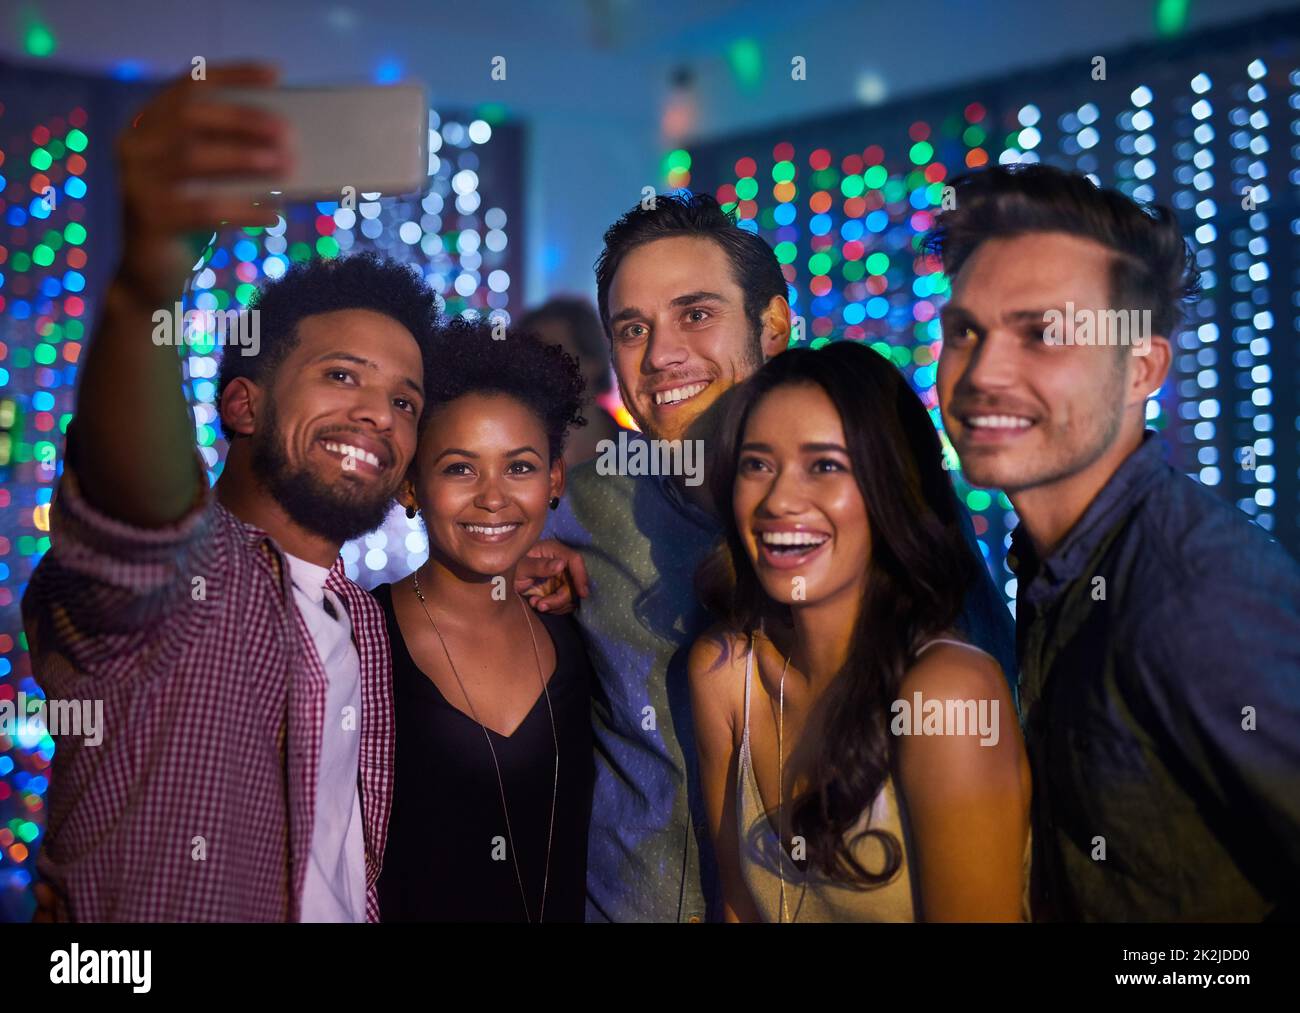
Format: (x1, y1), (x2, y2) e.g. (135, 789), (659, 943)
(654, 382), (708, 406)
(759, 531), (829, 547)
(324, 441), (381, 467)
(967, 415), (1033, 429)
(462, 523), (520, 535)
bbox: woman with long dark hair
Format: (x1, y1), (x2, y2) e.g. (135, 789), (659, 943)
(690, 341), (1030, 921)
(373, 317), (595, 922)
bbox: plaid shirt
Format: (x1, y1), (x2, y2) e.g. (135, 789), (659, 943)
(21, 462), (395, 921)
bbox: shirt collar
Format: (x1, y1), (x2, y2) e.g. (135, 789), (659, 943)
(1009, 429), (1167, 599)
(216, 501), (352, 599)
(628, 431), (719, 530)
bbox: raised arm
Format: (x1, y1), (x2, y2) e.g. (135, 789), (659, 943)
(895, 644), (1031, 921)
(76, 64), (290, 526)
(687, 630), (764, 923)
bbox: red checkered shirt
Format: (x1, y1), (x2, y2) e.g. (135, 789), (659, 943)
(21, 463), (395, 921)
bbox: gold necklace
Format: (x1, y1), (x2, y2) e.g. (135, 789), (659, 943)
(412, 564), (560, 923)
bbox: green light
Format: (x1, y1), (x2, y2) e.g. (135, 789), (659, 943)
(30, 148), (52, 171)
(475, 103), (509, 125)
(772, 161), (795, 183)
(864, 165), (887, 189)
(966, 490), (992, 512)
(962, 125), (985, 146)
(289, 242), (312, 263)
(23, 20), (56, 58)
(12, 252), (31, 272)
(808, 252), (832, 276)
(64, 222), (87, 245)
(727, 38), (763, 91)
(67, 320), (85, 340)
(842, 261), (865, 282)
(891, 346), (911, 368)
(720, 201), (737, 215)
(47, 139), (66, 159)
(866, 252), (890, 275)
(18, 536), (36, 556)
(810, 337), (831, 350)
(65, 128), (88, 152)
(33, 246), (55, 268)
(811, 168), (838, 190)
(774, 241), (797, 265)
(840, 175), (864, 198)
(883, 179), (905, 203)
(197, 425), (216, 447)
(316, 236), (340, 258)
(735, 177), (759, 201)
(1156, 0), (1189, 36)
(666, 149), (692, 172)
(34, 343), (57, 365)
(908, 141), (934, 165)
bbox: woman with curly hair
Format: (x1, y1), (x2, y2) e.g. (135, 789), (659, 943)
(372, 316), (595, 922)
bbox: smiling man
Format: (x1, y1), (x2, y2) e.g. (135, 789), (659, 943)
(22, 66), (437, 921)
(931, 164), (1300, 920)
(545, 192), (1017, 921)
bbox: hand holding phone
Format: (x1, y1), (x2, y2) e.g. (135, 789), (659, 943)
(116, 62), (292, 304)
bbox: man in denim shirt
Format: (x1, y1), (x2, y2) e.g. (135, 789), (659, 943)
(932, 164), (1300, 920)
(543, 193), (1018, 921)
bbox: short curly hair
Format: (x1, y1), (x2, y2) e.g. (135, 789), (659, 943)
(421, 315), (587, 463)
(216, 252), (440, 439)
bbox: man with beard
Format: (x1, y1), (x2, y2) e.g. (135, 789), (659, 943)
(22, 65), (436, 921)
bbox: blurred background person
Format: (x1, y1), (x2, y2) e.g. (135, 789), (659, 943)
(520, 298), (625, 466)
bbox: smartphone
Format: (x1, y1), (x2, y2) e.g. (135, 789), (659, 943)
(199, 83), (428, 201)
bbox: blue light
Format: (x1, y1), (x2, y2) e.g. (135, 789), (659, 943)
(774, 203), (796, 226)
(33, 391), (54, 411)
(65, 176), (87, 199)
(840, 220), (864, 241)
(866, 209), (889, 232)
(843, 302), (866, 325)
(374, 58), (403, 84)
(809, 213), (832, 236)
(7, 206), (28, 226)
(112, 61), (145, 80)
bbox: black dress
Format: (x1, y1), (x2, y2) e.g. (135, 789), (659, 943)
(372, 583), (594, 922)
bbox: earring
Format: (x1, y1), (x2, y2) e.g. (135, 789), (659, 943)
(405, 505), (417, 519)
(549, 497), (560, 511)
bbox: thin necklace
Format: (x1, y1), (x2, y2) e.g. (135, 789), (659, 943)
(412, 564), (560, 923)
(776, 648), (791, 924)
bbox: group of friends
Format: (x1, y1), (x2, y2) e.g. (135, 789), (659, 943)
(22, 65), (1300, 923)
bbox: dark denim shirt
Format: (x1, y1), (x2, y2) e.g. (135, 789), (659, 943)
(1011, 430), (1300, 921)
(547, 431), (1018, 921)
